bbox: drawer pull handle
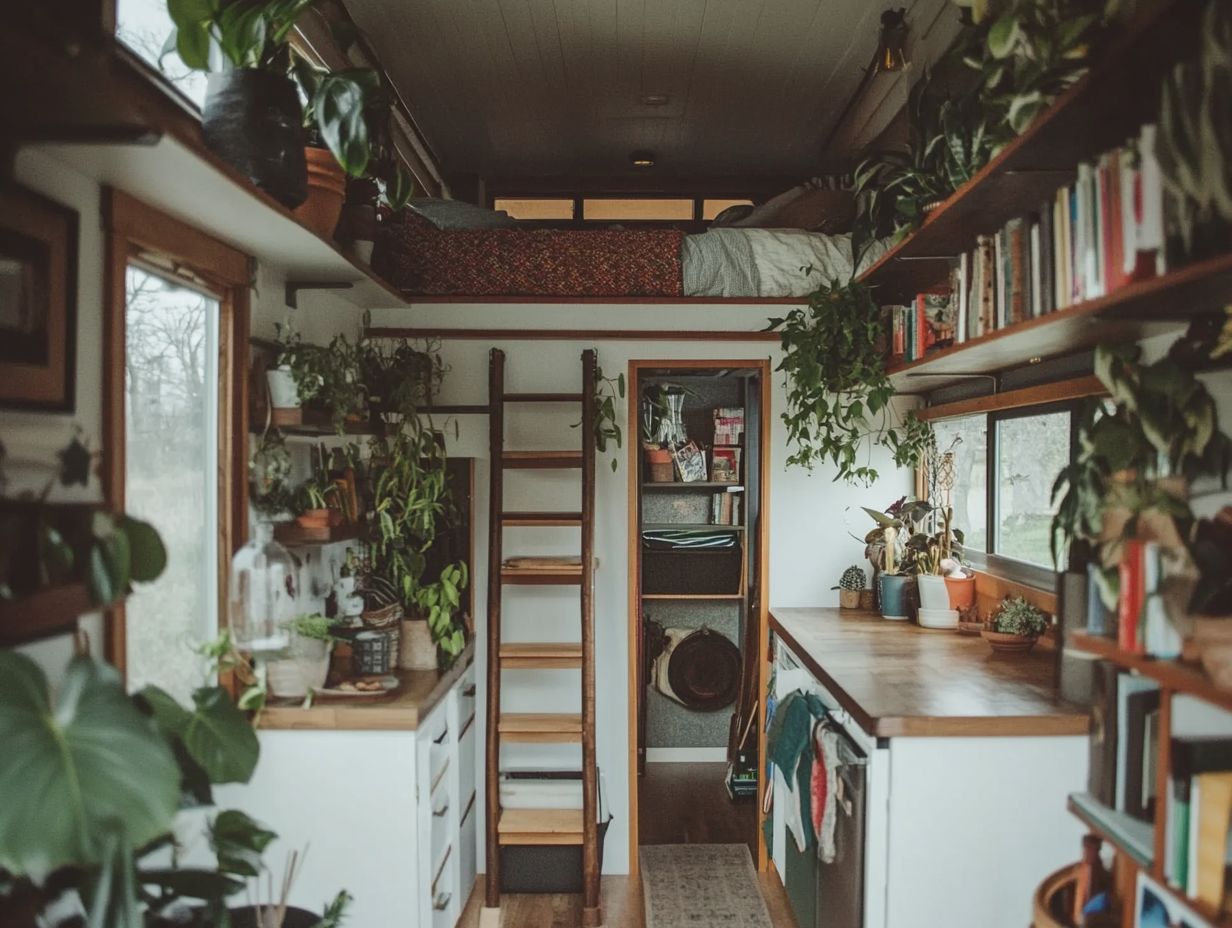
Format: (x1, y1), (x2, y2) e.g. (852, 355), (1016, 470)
(433, 802), (449, 817)
(433, 728), (449, 745)
(433, 892), (451, 911)
(462, 684), (476, 697)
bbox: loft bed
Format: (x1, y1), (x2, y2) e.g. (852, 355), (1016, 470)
(373, 191), (885, 301)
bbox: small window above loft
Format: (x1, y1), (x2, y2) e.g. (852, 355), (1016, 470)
(582, 198), (694, 221)
(702, 198), (754, 220)
(115, 0), (208, 109)
(494, 198), (575, 220)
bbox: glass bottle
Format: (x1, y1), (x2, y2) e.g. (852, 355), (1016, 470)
(229, 521), (296, 655)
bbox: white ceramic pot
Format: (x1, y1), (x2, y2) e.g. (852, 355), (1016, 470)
(917, 607), (959, 630)
(399, 618), (437, 671)
(266, 366), (300, 409)
(267, 637), (330, 698)
(917, 574), (950, 611)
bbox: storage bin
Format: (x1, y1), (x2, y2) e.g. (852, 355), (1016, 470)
(499, 769), (611, 894)
(642, 548), (742, 595)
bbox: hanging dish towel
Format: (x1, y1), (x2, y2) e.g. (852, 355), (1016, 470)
(766, 689), (827, 852)
(811, 721), (841, 864)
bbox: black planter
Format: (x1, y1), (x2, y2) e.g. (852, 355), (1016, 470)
(229, 906), (320, 928)
(203, 70), (307, 209)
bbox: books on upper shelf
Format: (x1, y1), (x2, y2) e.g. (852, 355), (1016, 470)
(890, 122), (1168, 364)
(888, 291), (952, 363)
(713, 407), (744, 446)
(711, 446), (741, 483)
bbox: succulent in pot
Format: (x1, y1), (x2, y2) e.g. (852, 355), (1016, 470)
(982, 595), (1049, 652)
(833, 564), (867, 610)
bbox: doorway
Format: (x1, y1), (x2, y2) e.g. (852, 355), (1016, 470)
(625, 359), (771, 874)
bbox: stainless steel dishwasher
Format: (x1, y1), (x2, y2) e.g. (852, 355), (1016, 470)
(815, 724), (868, 928)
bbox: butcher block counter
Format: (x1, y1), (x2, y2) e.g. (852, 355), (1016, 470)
(769, 607), (1087, 737)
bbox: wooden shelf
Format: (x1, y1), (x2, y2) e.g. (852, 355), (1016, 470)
(273, 522), (364, 546)
(0, 583), (94, 646)
(25, 134), (407, 311)
(641, 593), (744, 601)
(858, 0), (1207, 304)
(258, 407), (384, 438)
(1067, 630), (1232, 712)
(1068, 792), (1155, 869)
(886, 252), (1232, 391)
(641, 482), (745, 491)
(642, 523), (745, 532)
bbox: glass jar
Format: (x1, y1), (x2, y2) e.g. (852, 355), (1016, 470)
(229, 521), (297, 655)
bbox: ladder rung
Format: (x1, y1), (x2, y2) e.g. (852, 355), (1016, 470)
(498, 712), (583, 743)
(497, 808), (584, 845)
(502, 450), (583, 469)
(499, 643), (583, 669)
(502, 556), (584, 585)
(504, 392), (583, 403)
(501, 511), (584, 527)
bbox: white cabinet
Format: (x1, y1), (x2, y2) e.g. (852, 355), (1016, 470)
(219, 662), (479, 927)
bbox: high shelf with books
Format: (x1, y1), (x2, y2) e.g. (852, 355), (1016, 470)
(860, 0), (1232, 394)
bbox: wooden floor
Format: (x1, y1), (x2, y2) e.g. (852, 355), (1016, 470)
(457, 873), (798, 927)
(458, 763), (791, 927)
(637, 762), (757, 859)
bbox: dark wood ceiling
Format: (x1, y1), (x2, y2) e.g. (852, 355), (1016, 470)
(341, 0), (960, 183)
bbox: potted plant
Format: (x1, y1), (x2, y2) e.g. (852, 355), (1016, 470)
(294, 478), (340, 529)
(266, 612), (341, 698)
(982, 595), (1049, 652)
(767, 278), (933, 486)
(833, 565), (867, 610)
(289, 56), (380, 239)
(861, 497), (932, 620)
(249, 429), (296, 521)
(358, 327), (446, 421)
(166, 0), (314, 207)
(641, 384), (688, 480)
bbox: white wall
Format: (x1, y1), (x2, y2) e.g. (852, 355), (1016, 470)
(368, 301), (917, 874)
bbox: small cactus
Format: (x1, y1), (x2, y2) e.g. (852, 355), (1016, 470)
(838, 565), (867, 591)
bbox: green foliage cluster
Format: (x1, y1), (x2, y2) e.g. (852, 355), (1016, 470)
(1051, 343), (1231, 608)
(991, 596), (1049, 636)
(768, 278), (933, 485)
(576, 362), (626, 472)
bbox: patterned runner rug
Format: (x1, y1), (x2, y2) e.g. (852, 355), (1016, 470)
(640, 844), (774, 927)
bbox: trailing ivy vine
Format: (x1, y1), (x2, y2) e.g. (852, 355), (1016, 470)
(767, 278), (933, 485)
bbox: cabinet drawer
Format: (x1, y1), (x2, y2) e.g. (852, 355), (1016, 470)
(424, 709), (451, 785)
(429, 762), (453, 873)
(458, 703), (477, 806)
(430, 843), (455, 928)
(457, 665), (477, 731)
(459, 792), (478, 903)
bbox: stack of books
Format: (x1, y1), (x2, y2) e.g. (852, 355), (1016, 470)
(1168, 736), (1232, 911)
(713, 407), (744, 446)
(889, 292), (953, 362)
(891, 122), (1168, 362)
(1090, 663), (1161, 824)
(710, 490), (742, 526)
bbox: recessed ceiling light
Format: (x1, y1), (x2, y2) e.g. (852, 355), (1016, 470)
(629, 151), (656, 168)
(639, 92), (670, 106)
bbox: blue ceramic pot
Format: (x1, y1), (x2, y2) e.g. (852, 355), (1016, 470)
(879, 574), (912, 621)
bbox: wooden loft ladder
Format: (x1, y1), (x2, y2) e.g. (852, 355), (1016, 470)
(483, 348), (601, 927)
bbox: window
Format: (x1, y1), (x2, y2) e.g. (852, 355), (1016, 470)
(494, 198), (575, 220)
(929, 402), (1075, 578)
(702, 198), (754, 220)
(582, 198), (694, 221)
(123, 266), (220, 700)
(105, 190), (249, 689)
(115, 0), (209, 109)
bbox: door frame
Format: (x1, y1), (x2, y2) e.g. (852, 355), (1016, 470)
(625, 357), (772, 874)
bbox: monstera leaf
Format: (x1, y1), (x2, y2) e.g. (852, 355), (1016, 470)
(141, 684), (259, 786)
(0, 652), (179, 879)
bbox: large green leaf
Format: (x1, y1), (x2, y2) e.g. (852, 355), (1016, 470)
(315, 75), (369, 177)
(122, 515), (167, 584)
(0, 653), (179, 879)
(209, 809), (276, 877)
(141, 685), (259, 785)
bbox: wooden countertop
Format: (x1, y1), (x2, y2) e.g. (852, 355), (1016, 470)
(259, 643), (474, 731)
(770, 608), (1088, 738)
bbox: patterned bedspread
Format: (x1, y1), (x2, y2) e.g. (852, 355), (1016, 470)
(378, 214), (686, 297)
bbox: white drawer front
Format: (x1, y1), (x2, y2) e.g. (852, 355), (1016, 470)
(458, 706), (477, 808)
(459, 792), (478, 905)
(429, 763), (453, 873)
(430, 843), (455, 928)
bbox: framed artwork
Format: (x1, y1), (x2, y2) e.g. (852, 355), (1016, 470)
(0, 184), (78, 411)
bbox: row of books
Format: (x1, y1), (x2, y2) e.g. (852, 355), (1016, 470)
(710, 491), (742, 526)
(887, 122), (1168, 363)
(713, 407), (745, 446)
(1085, 539), (1183, 660)
(1167, 736), (1232, 908)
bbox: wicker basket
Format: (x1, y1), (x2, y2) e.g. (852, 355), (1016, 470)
(361, 602), (402, 629)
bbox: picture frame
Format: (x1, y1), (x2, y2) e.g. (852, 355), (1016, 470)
(1135, 871), (1211, 928)
(0, 183), (78, 411)
(672, 441), (708, 483)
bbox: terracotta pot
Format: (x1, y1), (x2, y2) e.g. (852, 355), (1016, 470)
(945, 574), (976, 610)
(399, 617), (437, 671)
(839, 588), (861, 610)
(292, 146), (347, 239)
(296, 508), (330, 529)
(981, 629), (1039, 653)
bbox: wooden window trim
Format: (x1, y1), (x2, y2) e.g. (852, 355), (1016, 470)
(918, 375), (1105, 422)
(102, 187), (250, 674)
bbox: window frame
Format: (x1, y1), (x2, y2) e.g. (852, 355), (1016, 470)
(102, 187), (250, 676)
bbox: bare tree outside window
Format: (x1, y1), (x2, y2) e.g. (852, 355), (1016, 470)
(124, 266), (219, 700)
(115, 0), (209, 109)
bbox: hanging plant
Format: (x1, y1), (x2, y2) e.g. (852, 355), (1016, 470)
(573, 361), (626, 472)
(767, 277), (933, 485)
